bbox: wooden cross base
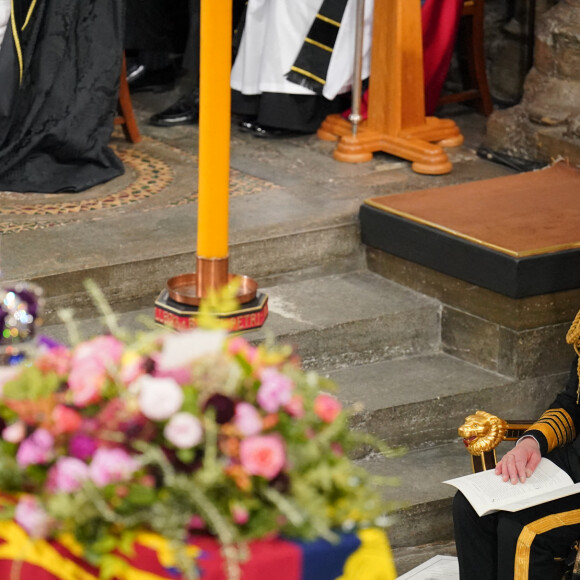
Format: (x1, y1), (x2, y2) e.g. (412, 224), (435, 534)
(320, 0), (465, 175)
(317, 114), (463, 175)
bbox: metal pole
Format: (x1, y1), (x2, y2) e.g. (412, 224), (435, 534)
(348, 0), (366, 136)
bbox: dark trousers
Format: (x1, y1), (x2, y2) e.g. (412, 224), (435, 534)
(453, 445), (580, 580)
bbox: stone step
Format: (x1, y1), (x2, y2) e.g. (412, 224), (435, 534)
(250, 270), (441, 372)
(331, 353), (511, 450)
(358, 442), (468, 557)
(329, 352), (565, 450)
(6, 218), (365, 326)
(40, 269), (443, 373)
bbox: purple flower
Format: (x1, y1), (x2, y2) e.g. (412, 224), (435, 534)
(257, 368), (294, 413)
(16, 429), (55, 468)
(202, 394), (235, 424)
(89, 448), (140, 487)
(69, 433), (98, 461)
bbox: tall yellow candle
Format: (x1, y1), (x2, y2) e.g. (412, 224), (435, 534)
(197, 0), (233, 259)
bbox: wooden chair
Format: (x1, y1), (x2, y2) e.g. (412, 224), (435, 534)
(115, 53), (141, 144)
(438, 0), (493, 116)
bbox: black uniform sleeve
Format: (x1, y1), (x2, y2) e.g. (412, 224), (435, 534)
(523, 357), (580, 455)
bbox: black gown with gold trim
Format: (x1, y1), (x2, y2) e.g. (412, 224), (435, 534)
(0, 0), (124, 193)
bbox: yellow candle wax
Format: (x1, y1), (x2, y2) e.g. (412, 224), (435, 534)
(197, 0), (233, 259)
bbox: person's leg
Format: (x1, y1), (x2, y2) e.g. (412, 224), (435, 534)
(453, 491), (498, 580)
(125, 0), (188, 93)
(149, 0), (201, 126)
(495, 493), (580, 580)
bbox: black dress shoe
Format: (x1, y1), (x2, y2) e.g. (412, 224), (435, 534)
(127, 65), (176, 93)
(237, 118), (308, 138)
(149, 94), (199, 127)
(238, 118), (257, 133)
(251, 122), (309, 139)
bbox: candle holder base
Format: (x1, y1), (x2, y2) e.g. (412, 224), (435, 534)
(154, 289), (268, 333)
(167, 272), (258, 306)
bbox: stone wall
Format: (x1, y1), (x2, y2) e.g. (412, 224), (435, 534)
(478, 0), (580, 162)
(483, 0), (559, 103)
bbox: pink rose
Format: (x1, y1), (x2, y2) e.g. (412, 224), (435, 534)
(89, 448), (140, 487)
(136, 375), (184, 421)
(73, 335), (124, 368)
(151, 358), (192, 386)
(313, 394), (342, 423)
(234, 403), (263, 436)
(36, 345), (71, 376)
(284, 395), (305, 418)
(188, 515), (205, 530)
(227, 336), (249, 356)
(47, 456), (90, 493)
(231, 503), (249, 525)
(68, 336), (124, 406)
(14, 496), (54, 539)
(239, 435), (286, 480)
(68, 359), (107, 407)
(52, 405), (82, 434)
(257, 368), (293, 413)
(227, 337), (258, 363)
(16, 429), (55, 468)
(164, 412), (203, 449)
(2, 421), (26, 444)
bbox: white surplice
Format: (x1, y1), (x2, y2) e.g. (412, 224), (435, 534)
(231, 0), (374, 100)
(0, 0), (11, 50)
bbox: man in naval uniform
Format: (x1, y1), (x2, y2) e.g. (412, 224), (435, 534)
(453, 357), (580, 580)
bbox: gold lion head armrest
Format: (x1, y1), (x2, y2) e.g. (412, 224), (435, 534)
(458, 410), (534, 472)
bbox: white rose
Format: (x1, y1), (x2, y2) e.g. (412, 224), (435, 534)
(137, 375), (184, 421)
(164, 412), (204, 449)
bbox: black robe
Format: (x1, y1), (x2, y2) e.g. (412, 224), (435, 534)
(0, 0), (124, 193)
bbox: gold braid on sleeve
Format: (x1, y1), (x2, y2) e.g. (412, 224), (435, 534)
(565, 309), (580, 403)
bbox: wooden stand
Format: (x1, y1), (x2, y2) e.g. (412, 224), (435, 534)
(317, 0), (463, 175)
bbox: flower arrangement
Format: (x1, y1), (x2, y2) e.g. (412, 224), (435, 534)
(0, 287), (394, 580)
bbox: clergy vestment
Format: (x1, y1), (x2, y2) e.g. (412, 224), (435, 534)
(0, 0), (124, 193)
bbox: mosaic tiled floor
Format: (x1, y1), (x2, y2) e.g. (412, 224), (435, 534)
(0, 137), (278, 234)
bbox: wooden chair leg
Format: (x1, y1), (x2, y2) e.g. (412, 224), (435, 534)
(437, 0), (493, 116)
(116, 53), (142, 144)
(470, 0), (493, 116)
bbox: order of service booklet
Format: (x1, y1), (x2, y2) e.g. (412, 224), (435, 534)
(444, 458), (580, 517)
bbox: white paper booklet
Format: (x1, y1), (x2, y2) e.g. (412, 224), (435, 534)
(396, 555), (459, 580)
(444, 457), (580, 517)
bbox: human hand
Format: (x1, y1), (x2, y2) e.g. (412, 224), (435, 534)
(494, 437), (541, 484)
